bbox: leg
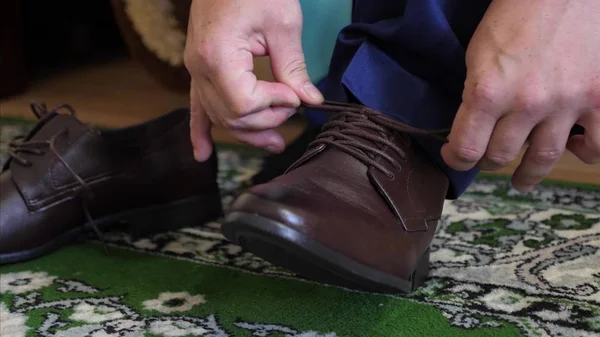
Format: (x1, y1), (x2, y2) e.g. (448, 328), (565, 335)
(305, 0), (493, 198)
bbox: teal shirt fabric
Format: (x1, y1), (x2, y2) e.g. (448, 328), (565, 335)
(300, 0), (352, 83)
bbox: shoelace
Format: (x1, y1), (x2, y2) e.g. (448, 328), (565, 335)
(8, 103), (75, 166)
(8, 103), (107, 251)
(301, 101), (450, 179)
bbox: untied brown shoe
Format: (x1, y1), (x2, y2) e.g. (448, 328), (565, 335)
(223, 102), (449, 293)
(0, 103), (221, 264)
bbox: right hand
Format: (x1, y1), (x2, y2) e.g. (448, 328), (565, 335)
(184, 0), (324, 161)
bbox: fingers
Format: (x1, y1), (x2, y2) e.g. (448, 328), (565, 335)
(441, 102), (498, 171)
(232, 106), (297, 130)
(183, 0), (308, 154)
(218, 64), (301, 116)
(193, 79), (292, 152)
(201, 77), (295, 143)
(227, 106), (293, 153)
(567, 113), (600, 164)
(189, 79), (213, 162)
(185, 34), (300, 130)
(476, 114), (536, 171)
(231, 129), (286, 153)
(267, 15), (324, 104)
(201, 48), (299, 142)
(567, 135), (600, 164)
(511, 118), (573, 192)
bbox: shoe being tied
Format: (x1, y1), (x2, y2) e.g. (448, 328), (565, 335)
(223, 102), (449, 293)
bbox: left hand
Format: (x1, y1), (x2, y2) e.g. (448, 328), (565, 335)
(441, 0), (600, 192)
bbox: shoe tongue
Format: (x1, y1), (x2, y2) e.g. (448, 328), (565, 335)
(334, 115), (411, 170)
(314, 130), (413, 184)
(289, 146), (391, 216)
(5, 114), (91, 172)
(27, 113), (88, 142)
(331, 114), (390, 157)
(8, 113), (108, 210)
(286, 111), (412, 178)
(299, 145), (370, 179)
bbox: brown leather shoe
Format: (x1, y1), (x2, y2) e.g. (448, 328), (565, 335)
(0, 104), (221, 264)
(222, 102), (449, 293)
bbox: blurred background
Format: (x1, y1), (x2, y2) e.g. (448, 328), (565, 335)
(1, 0), (597, 183)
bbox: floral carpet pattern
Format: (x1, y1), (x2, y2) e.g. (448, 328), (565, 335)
(1, 120), (599, 337)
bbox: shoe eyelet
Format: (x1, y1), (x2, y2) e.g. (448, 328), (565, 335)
(387, 173), (395, 180)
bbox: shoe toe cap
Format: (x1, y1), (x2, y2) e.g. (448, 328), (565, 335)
(0, 172), (67, 258)
(229, 188), (314, 231)
(1, 172), (36, 255)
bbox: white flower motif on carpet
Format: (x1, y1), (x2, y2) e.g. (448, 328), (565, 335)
(143, 292), (206, 313)
(0, 271), (56, 294)
(149, 319), (211, 336)
(0, 303), (28, 337)
(70, 303), (126, 323)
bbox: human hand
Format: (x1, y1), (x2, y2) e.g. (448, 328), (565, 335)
(184, 0), (324, 161)
(441, 0), (600, 192)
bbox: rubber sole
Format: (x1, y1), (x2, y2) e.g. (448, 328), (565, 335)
(222, 212), (431, 294)
(0, 193), (222, 265)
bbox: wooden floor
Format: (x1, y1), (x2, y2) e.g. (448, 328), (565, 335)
(1, 58), (598, 185)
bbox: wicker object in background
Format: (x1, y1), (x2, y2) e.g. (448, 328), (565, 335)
(109, 0), (192, 93)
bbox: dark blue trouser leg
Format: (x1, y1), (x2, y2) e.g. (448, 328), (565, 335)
(304, 0), (492, 199)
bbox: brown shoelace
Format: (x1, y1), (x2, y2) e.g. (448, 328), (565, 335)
(8, 103), (75, 166)
(301, 101), (450, 179)
(8, 103), (107, 251)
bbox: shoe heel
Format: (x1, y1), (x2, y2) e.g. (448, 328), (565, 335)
(118, 193), (223, 237)
(411, 248), (430, 291)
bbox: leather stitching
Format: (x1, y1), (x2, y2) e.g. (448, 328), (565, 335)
(405, 168), (427, 213)
(28, 173), (118, 207)
(49, 129), (100, 189)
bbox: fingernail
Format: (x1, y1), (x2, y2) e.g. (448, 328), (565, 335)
(193, 149), (203, 162)
(517, 185), (534, 194)
(303, 82), (324, 101)
(266, 145), (281, 153)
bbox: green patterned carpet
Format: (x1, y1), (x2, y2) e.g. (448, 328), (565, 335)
(1, 120), (599, 337)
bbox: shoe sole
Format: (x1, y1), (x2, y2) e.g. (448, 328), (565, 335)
(0, 193), (222, 265)
(222, 212), (431, 294)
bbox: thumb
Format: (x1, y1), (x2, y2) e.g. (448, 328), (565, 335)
(268, 28), (324, 105)
(189, 81), (213, 162)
